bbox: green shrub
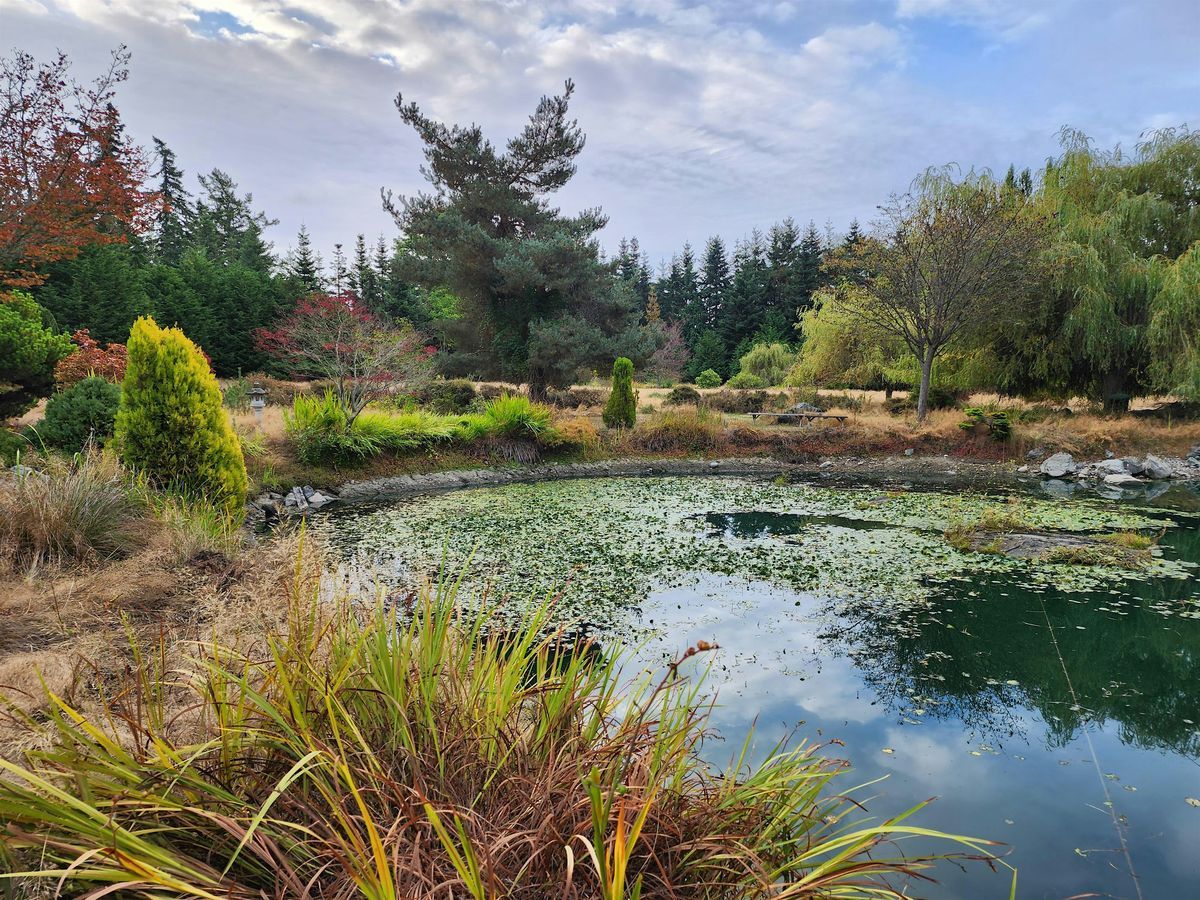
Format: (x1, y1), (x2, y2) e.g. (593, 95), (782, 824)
(0, 290), (73, 419)
(0, 450), (149, 571)
(663, 385), (703, 406)
(37, 377), (122, 452)
(1, 427), (31, 464)
(544, 386), (605, 409)
(115, 317), (248, 516)
(418, 378), (478, 414)
(694, 368), (722, 388)
(726, 371), (766, 389)
(602, 357), (637, 429)
(884, 385), (966, 415)
(958, 407), (1013, 441)
(222, 377), (251, 410)
(737, 342), (795, 386)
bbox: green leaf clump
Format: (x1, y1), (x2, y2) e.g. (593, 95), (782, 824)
(38, 376), (122, 452)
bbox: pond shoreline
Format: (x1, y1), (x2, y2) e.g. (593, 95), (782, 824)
(332, 454), (1024, 503)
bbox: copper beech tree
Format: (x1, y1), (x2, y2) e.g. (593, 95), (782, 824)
(254, 293), (435, 426)
(0, 46), (156, 287)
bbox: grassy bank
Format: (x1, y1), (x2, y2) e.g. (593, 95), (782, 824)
(0, 457), (1009, 897)
(217, 383), (1200, 497)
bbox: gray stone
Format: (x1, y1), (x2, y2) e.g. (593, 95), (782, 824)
(1017, 465), (1030, 473)
(1104, 473), (1142, 486)
(1105, 450), (1115, 459)
(1187, 444), (1200, 464)
(8, 464), (36, 478)
(1026, 447), (1046, 459)
(302, 485), (316, 499)
(904, 448), (914, 456)
(307, 491), (335, 508)
(709, 461), (720, 468)
(1123, 457), (1146, 475)
(1039, 452), (1077, 478)
(1142, 454), (1175, 480)
(1094, 458), (1129, 475)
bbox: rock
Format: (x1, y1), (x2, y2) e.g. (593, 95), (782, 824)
(1142, 454), (1175, 480)
(8, 464), (36, 478)
(1026, 447), (1046, 460)
(1123, 457), (1147, 475)
(819, 460), (833, 469)
(284, 486), (309, 511)
(708, 461), (720, 468)
(904, 448), (914, 456)
(790, 401), (825, 413)
(1017, 465), (1029, 473)
(302, 485), (316, 499)
(307, 491), (335, 508)
(1039, 452), (1077, 478)
(1188, 444), (1200, 464)
(1094, 458), (1129, 475)
(1104, 473), (1142, 485)
(1104, 450), (1115, 459)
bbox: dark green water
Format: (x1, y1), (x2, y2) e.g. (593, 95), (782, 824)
(317, 475), (1200, 898)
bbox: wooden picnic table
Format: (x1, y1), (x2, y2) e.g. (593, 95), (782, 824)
(748, 411), (849, 426)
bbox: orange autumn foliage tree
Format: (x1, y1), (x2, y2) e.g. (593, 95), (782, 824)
(0, 46), (156, 287)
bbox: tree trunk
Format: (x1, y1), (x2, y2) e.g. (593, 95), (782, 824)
(1100, 372), (1130, 415)
(885, 384), (894, 400)
(916, 349), (934, 423)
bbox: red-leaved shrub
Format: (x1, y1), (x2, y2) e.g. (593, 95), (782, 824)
(53, 329), (127, 387)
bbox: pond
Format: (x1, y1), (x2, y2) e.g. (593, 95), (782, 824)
(313, 474), (1200, 898)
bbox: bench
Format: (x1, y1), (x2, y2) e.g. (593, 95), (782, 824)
(748, 412), (849, 426)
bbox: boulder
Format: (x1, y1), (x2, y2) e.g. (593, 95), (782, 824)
(1123, 457), (1147, 476)
(1104, 472), (1142, 486)
(904, 448), (914, 456)
(307, 491), (335, 508)
(1026, 447), (1046, 460)
(1142, 454), (1175, 480)
(1188, 444), (1200, 464)
(1039, 452), (1077, 478)
(790, 401), (825, 414)
(1094, 458), (1129, 475)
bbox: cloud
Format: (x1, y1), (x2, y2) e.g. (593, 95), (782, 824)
(3, 0), (1197, 263)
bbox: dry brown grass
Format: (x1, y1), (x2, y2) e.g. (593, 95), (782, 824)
(0, 524), (315, 760)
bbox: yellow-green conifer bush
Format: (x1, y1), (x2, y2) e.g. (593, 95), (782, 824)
(115, 317), (247, 516)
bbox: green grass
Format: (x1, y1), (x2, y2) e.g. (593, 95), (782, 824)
(0, 545), (1009, 898)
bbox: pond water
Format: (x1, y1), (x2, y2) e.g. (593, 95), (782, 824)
(313, 474), (1200, 899)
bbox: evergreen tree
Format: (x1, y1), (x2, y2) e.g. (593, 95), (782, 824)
(387, 79), (654, 396)
(686, 329), (728, 381)
(766, 218), (803, 330)
(350, 233), (379, 306)
(720, 231), (769, 365)
(191, 169), (276, 272)
(288, 225), (323, 293)
(330, 243), (348, 296)
(842, 219), (864, 252)
(151, 137), (192, 264)
(35, 242), (151, 344)
(696, 236), (730, 341)
(796, 221), (824, 316)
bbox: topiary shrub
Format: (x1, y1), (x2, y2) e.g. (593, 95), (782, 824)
(694, 369), (722, 389)
(38, 376), (122, 452)
(115, 317), (247, 516)
(663, 385), (702, 407)
(602, 357), (637, 429)
(726, 371), (766, 389)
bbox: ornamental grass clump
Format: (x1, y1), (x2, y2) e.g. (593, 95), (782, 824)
(0, 552), (1004, 898)
(0, 449), (150, 572)
(115, 317), (247, 516)
(602, 357), (637, 429)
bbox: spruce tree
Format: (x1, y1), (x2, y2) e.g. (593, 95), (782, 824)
(151, 137), (192, 264)
(330, 243), (348, 296)
(697, 236), (730, 341)
(288, 225), (323, 293)
(191, 169), (277, 272)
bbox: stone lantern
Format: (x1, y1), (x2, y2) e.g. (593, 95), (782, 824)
(249, 383), (268, 426)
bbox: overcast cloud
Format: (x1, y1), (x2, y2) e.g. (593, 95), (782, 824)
(3, 0), (1198, 266)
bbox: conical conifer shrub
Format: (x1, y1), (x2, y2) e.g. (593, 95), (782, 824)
(115, 316), (247, 515)
(602, 357), (637, 428)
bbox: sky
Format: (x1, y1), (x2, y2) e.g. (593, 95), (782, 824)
(3, 0), (1198, 268)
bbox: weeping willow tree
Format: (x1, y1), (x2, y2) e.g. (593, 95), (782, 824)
(824, 171), (1045, 420)
(995, 127), (1200, 410)
(789, 286), (911, 395)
